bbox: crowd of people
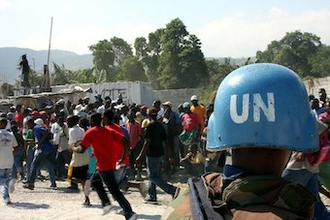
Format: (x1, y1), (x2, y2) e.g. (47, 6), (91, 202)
(0, 92), (213, 219)
(2, 63), (330, 220)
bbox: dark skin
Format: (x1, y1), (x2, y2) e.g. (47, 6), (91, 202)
(136, 134), (151, 165)
(191, 100), (199, 107)
(72, 114), (129, 165)
(25, 120), (36, 145)
(182, 107), (201, 136)
(232, 148), (291, 176)
(136, 115), (167, 165)
(293, 125), (329, 162)
(26, 120), (49, 150)
(0, 120), (18, 154)
(136, 118), (174, 167)
(101, 112), (130, 166)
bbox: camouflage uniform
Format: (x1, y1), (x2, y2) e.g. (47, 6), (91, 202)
(163, 168), (315, 220)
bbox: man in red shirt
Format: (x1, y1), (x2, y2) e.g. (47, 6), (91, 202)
(103, 109), (147, 198)
(126, 110), (142, 180)
(75, 113), (137, 220)
(14, 104), (24, 129)
(190, 95), (206, 133)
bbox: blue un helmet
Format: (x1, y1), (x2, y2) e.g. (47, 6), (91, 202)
(207, 63), (318, 153)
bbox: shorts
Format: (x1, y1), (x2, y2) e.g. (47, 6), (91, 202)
(70, 165), (88, 181)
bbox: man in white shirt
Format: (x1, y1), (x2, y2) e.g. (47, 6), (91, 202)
(0, 117), (18, 204)
(67, 115), (90, 206)
(51, 116), (70, 180)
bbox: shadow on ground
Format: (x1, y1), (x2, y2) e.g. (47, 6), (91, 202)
(9, 202), (50, 209)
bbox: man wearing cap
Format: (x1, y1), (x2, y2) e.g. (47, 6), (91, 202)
(164, 64), (318, 219)
(162, 101), (181, 172)
(23, 118), (57, 190)
(190, 95), (206, 134)
(179, 102), (200, 156)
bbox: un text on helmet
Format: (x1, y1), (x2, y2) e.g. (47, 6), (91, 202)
(230, 93), (275, 124)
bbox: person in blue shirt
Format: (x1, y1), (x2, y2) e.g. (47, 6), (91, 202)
(23, 118), (57, 190)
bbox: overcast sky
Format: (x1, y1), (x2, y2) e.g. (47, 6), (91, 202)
(1, 0), (329, 58)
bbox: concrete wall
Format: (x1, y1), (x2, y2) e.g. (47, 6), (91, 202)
(52, 83), (199, 109)
(304, 77), (330, 98)
(52, 81), (154, 106)
(153, 88), (199, 110)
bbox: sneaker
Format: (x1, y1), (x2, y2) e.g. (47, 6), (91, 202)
(145, 196), (157, 204)
(9, 178), (16, 194)
(23, 183), (34, 190)
(172, 187), (181, 199)
(50, 184), (57, 190)
(67, 185), (79, 191)
(128, 212), (138, 220)
(115, 208), (124, 215)
(4, 197), (11, 205)
(102, 204), (113, 215)
(138, 182), (147, 199)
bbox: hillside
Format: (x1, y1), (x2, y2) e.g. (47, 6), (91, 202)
(0, 47), (254, 84)
(0, 47), (93, 83)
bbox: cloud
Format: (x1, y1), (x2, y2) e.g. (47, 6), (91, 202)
(17, 8), (330, 58)
(0, 0), (10, 8)
(17, 25), (112, 54)
(115, 23), (157, 46)
(194, 8), (330, 58)
(18, 23), (156, 55)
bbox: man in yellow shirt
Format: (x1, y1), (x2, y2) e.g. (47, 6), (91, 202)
(190, 95), (205, 133)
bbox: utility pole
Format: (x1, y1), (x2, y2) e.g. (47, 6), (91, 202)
(43, 17), (53, 92)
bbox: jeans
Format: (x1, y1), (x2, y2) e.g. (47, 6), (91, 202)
(163, 149), (172, 177)
(129, 142), (143, 178)
(146, 156), (176, 200)
(114, 167), (128, 190)
(26, 147), (35, 176)
(27, 149), (57, 186)
(12, 148), (24, 178)
(91, 170), (134, 219)
(283, 169), (330, 220)
(0, 168), (12, 201)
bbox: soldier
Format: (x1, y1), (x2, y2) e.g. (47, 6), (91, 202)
(164, 63), (318, 219)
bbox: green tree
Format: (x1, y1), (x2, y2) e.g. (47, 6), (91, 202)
(116, 57), (147, 81)
(157, 18), (188, 89)
(134, 30), (163, 88)
(200, 59), (237, 104)
(68, 68), (95, 83)
(110, 37), (133, 65)
(179, 34), (208, 87)
(52, 63), (71, 85)
(89, 39), (115, 76)
(310, 45), (330, 77)
(89, 37), (133, 81)
(256, 31), (322, 78)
